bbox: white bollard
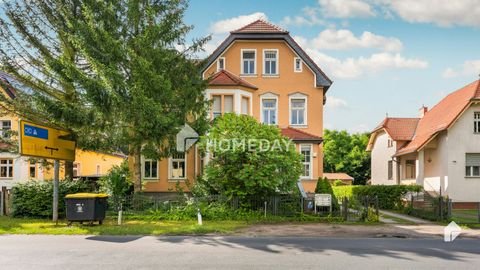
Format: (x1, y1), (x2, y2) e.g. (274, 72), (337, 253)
(197, 208), (203, 226)
(118, 210), (123, 225)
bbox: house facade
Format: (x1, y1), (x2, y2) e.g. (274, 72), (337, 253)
(368, 79), (480, 205)
(0, 72), (125, 189)
(140, 20), (332, 194)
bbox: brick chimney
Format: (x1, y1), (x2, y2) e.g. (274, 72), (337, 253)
(419, 106), (428, 118)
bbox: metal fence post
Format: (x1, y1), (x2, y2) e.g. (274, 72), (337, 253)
(478, 202), (480, 223)
(343, 197), (348, 221)
(375, 196), (379, 216)
(439, 197), (443, 221)
(0, 187), (4, 216)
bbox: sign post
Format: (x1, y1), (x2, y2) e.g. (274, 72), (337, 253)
(19, 121), (76, 223)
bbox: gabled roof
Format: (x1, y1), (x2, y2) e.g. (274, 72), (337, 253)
(0, 71), (17, 99)
(202, 20), (332, 91)
(231, 20), (288, 34)
(372, 117), (420, 141)
(208, 69), (258, 90)
(396, 79), (480, 156)
(281, 127), (323, 143)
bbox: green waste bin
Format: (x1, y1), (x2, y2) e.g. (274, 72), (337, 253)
(65, 193), (108, 225)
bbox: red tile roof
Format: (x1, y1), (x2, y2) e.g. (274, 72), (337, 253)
(396, 79), (480, 156)
(208, 70), (258, 90)
(281, 127), (322, 142)
(323, 173), (354, 181)
(231, 19), (288, 34)
(372, 117), (420, 141)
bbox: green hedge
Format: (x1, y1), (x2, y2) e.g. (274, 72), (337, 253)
(12, 180), (92, 218)
(332, 185), (422, 210)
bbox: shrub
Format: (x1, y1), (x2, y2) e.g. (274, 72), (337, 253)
(98, 161), (133, 210)
(315, 177), (339, 210)
(332, 185), (422, 210)
(11, 179), (92, 218)
(332, 180), (345, 186)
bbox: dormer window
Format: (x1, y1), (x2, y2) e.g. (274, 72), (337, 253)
(217, 57), (225, 71)
(241, 50), (256, 75)
(294, 57), (302, 72)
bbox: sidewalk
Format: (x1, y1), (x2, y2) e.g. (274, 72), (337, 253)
(379, 210), (431, 224)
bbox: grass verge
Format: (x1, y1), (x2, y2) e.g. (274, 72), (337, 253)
(0, 216), (248, 235)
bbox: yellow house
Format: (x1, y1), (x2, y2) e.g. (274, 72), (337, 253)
(137, 20), (332, 194)
(0, 71), (126, 189)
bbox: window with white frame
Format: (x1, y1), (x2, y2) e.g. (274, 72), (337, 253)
(300, 145), (312, 178)
(466, 153), (480, 177)
(212, 95), (222, 119)
(241, 96), (249, 115)
(73, 163), (80, 177)
(144, 159), (158, 179)
(170, 152), (186, 179)
(0, 159), (13, 178)
(290, 98), (306, 125)
(262, 98), (277, 125)
(294, 57), (302, 72)
(474, 112), (480, 133)
(0, 120), (11, 138)
(242, 50), (255, 75)
(224, 95), (233, 113)
(405, 160), (416, 179)
(217, 57), (225, 71)
(29, 162), (36, 178)
(263, 50), (277, 75)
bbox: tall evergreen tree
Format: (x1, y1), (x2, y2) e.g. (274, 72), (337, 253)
(0, 0), (209, 191)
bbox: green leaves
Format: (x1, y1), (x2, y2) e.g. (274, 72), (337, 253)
(323, 129), (371, 185)
(199, 114), (303, 198)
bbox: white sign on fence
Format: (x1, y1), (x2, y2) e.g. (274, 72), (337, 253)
(314, 194), (332, 214)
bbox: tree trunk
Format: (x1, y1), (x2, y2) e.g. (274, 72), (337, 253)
(132, 145), (142, 193)
(64, 160), (74, 179)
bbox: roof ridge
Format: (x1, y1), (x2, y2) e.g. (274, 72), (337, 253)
(231, 19), (288, 34)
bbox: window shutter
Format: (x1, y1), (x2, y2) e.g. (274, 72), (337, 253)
(212, 96), (221, 112)
(224, 96), (233, 113)
(241, 97), (248, 114)
(466, 153), (480, 166)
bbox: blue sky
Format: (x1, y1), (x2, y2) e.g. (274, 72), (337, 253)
(184, 0), (480, 133)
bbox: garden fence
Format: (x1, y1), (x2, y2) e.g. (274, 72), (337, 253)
(406, 192), (450, 221)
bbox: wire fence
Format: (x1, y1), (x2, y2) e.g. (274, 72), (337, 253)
(107, 193), (379, 221)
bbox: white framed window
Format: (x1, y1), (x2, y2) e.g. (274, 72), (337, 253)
(263, 49), (278, 75)
(0, 159), (13, 178)
(217, 57), (225, 71)
(0, 120), (11, 138)
(73, 162), (80, 177)
(405, 160), (416, 179)
(290, 97), (306, 126)
(466, 153), (480, 177)
(212, 95), (222, 119)
(474, 112), (480, 133)
(29, 162), (36, 178)
(294, 57), (302, 72)
(169, 152), (186, 180)
(261, 97), (277, 125)
(143, 159), (158, 179)
(300, 145), (313, 179)
(241, 49), (256, 75)
(241, 96), (250, 115)
(224, 95), (234, 113)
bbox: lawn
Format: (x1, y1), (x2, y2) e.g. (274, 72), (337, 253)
(0, 216), (248, 235)
(451, 209), (480, 224)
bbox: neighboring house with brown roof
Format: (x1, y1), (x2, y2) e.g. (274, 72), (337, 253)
(139, 20), (333, 194)
(323, 173), (354, 185)
(368, 79), (480, 203)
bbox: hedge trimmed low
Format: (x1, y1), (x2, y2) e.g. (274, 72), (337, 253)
(333, 185), (422, 210)
(11, 179), (92, 218)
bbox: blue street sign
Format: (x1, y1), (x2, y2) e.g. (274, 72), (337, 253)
(24, 124), (48, 140)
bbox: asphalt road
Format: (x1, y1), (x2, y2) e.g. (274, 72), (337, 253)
(1, 235), (479, 270)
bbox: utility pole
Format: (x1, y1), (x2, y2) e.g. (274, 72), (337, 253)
(53, 160), (60, 224)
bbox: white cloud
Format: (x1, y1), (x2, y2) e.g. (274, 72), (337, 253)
(326, 96), (348, 109)
(280, 6), (326, 27)
(208, 12), (267, 34)
(311, 29), (403, 52)
(349, 123), (371, 133)
(305, 48), (428, 79)
(384, 0), (480, 27)
(442, 59), (480, 78)
(319, 0), (375, 18)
